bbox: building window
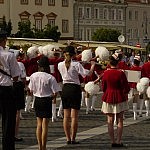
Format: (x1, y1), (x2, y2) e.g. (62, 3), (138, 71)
(62, 20), (69, 33)
(35, 0), (42, 5)
(19, 11), (31, 21)
(78, 7), (84, 19)
(86, 28), (91, 41)
(94, 8), (99, 19)
(48, 19), (55, 27)
(35, 19), (42, 30)
(20, 0), (28, 4)
(129, 10), (132, 20)
(85, 7), (91, 19)
(103, 8), (108, 20)
(62, 0), (68, 7)
(79, 28), (84, 40)
(118, 9), (123, 20)
(109, 9), (116, 20)
(48, 0), (55, 6)
(0, 0), (4, 3)
(135, 11), (138, 20)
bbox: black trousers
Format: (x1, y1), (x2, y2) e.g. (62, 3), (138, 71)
(0, 86), (16, 150)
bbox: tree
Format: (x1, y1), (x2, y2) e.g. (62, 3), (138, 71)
(43, 25), (61, 42)
(15, 21), (34, 38)
(92, 28), (121, 42)
(0, 16), (12, 36)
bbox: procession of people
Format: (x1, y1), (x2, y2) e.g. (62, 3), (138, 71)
(0, 31), (150, 150)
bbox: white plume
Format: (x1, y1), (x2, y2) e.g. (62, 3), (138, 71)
(38, 46), (43, 55)
(42, 44), (60, 58)
(95, 46), (109, 61)
(81, 49), (92, 62)
(84, 81), (100, 95)
(146, 86), (150, 98)
(136, 82), (146, 94)
(140, 77), (150, 86)
(27, 46), (39, 59)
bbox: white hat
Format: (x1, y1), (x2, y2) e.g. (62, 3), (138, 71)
(134, 55), (140, 61)
(81, 49), (92, 62)
(115, 49), (122, 54)
(112, 53), (119, 60)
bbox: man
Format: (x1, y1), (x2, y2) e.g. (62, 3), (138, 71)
(0, 31), (21, 150)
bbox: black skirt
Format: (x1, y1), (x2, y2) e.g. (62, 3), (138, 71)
(34, 97), (52, 118)
(13, 81), (25, 110)
(61, 83), (81, 110)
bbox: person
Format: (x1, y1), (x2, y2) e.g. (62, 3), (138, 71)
(13, 50), (26, 141)
(100, 53), (130, 147)
(58, 45), (95, 144)
(0, 31), (21, 150)
(129, 55), (142, 120)
(139, 54), (150, 116)
(28, 56), (60, 150)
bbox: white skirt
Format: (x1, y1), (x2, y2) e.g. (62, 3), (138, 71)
(101, 101), (129, 114)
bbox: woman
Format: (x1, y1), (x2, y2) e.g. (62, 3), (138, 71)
(101, 53), (130, 147)
(129, 55), (142, 120)
(28, 56), (60, 150)
(58, 46), (95, 144)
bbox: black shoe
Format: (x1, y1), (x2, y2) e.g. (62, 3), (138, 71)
(67, 141), (71, 144)
(112, 143), (126, 148)
(71, 141), (80, 144)
(15, 137), (23, 142)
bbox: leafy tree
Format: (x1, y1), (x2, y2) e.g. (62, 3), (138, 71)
(43, 25), (61, 42)
(15, 21), (34, 38)
(92, 28), (121, 42)
(0, 16), (12, 36)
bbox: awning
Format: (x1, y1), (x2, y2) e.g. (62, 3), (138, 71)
(117, 44), (146, 51)
(7, 38), (66, 48)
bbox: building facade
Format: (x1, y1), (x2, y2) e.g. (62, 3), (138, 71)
(0, 0), (74, 39)
(0, 0), (149, 47)
(74, 0), (150, 47)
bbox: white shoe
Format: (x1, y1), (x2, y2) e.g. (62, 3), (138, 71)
(57, 111), (63, 118)
(52, 117), (58, 122)
(146, 112), (149, 117)
(91, 107), (96, 111)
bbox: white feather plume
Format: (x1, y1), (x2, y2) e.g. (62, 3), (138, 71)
(84, 81), (100, 95)
(136, 82), (146, 94)
(27, 46), (39, 59)
(38, 46), (43, 55)
(146, 86), (150, 98)
(81, 49), (92, 62)
(140, 77), (150, 86)
(42, 44), (60, 58)
(95, 46), (109, 61)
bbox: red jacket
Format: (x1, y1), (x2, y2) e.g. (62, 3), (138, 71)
(102, 68), (130, 104)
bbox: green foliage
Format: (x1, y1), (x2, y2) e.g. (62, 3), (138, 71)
(43, 25), (61, 42)
(92, 28), (121, 42)
(0, 16), (12, 36)
(15, 21), (61, 41)
(15, 21), (34, 38)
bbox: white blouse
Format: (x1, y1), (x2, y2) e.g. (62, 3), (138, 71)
(58, 60), (90, 85)
(28, 72), (61, 98)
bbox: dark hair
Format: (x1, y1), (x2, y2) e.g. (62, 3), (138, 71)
(133, 59), (140, 66)
(109, 55), (119, 66)
(63, 46), (76, 56)
(38, 56), (50, 67)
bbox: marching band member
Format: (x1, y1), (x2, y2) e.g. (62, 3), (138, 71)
(58, 45), (95, 144)
(28, 56), (60, 150)
(139, 54), (150, 116)
(101, 53), (130, 147)
(129, 55), (142, 120)
(41, 44), (63, 122)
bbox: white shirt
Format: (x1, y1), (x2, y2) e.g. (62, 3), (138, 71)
(28, 72), (61, 98)
(58, 60), (90, 85)
(0, 46), (21, 86)
(17, 62), (26, 81)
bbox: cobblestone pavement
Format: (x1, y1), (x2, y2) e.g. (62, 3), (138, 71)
(0, 98), (150, 150)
